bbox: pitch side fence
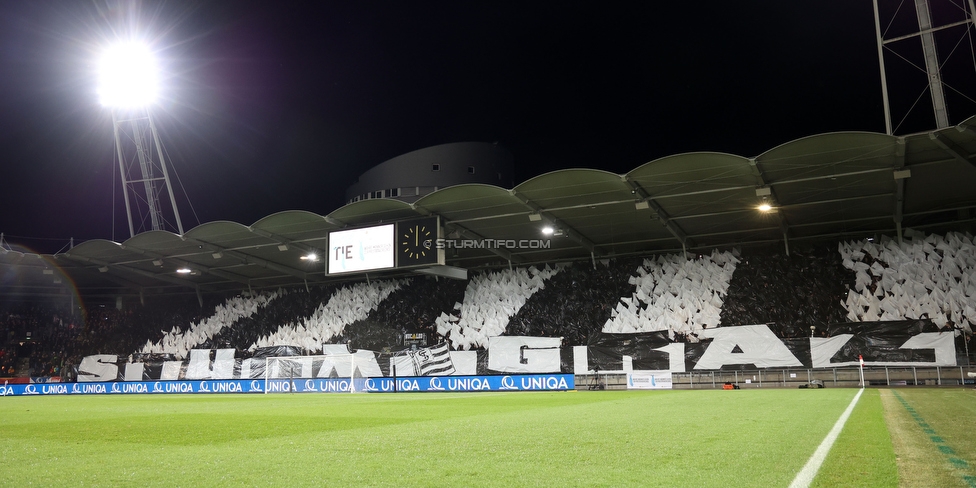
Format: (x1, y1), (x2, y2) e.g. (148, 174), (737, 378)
(580, 366), (976, 390)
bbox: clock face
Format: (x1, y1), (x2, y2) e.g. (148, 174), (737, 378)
(401, 224), (434, 261)
(396, 217), (440, 266)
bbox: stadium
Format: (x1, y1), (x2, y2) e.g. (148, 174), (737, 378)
(3, 2), (976, 487)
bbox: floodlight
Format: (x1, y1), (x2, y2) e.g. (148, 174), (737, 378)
(541, 226), (554, 235)
(758, 203), (772, 212)
(176, 267), (192, 274)
(97, 42), (159, 107)
(301, 253), (318, 262)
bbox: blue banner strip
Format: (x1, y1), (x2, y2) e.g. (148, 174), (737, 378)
(0, 374), (574, 396)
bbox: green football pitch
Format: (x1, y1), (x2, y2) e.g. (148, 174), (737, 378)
(1, 388), (974, 487)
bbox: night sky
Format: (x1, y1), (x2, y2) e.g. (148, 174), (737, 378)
(0, 1), (969, 253)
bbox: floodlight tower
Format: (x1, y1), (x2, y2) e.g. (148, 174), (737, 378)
(98, 42), (184, 238)
(872, 0), (976, 134)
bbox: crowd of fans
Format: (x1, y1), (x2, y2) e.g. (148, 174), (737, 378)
(0, 302), (83, 378)
(435, 265), (564, 350)
(719, 244), (853, 336)
(603, 250), (738, 340)
(0, 294), (218, 378)
(2, 233), (974, 379)
(840, 231), (976, 334)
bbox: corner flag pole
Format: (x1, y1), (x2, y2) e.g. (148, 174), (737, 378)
(858, 355), (865, 388)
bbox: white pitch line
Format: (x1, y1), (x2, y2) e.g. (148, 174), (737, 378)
(788, 388), (865, 488)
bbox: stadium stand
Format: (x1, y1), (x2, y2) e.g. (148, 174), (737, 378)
(2, 232), (975, 379)
(840, 231), (976, 333)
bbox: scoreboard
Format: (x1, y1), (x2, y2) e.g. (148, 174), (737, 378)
(327, 217), (443, 275)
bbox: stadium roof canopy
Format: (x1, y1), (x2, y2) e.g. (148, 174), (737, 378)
(6, 116), (976, 300)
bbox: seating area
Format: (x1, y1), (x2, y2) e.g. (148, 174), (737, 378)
(602, 250), (738, 340)
(139, 291), (281, 357)
(434, 265), (563, 350)
(245, 279), (407, 352)
(2, 232), (975, 377)
(719, 244), (854, 336)
(839, 231), (976, 334)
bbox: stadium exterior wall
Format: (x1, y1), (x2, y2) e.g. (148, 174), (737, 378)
(345, 142), (515, 204)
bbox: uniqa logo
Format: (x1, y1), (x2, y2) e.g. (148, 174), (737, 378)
(42, 384), (69, 394)
(519, 376), (569, 390)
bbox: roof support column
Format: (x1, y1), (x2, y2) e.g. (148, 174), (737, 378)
(623, 176), (692, 249)
(893, 138), (908, 244)
(749, 158), (791, 249)
(930, 132), (976, 168)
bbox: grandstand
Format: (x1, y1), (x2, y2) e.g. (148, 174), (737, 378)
(3, 92), (976, 488)
(7, 5), (976, 488)
(5, 14), (976, 386)
(4, 116), (976, 388)
(2, 227), (975, 388)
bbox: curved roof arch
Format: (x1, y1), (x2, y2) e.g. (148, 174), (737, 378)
(9, 120), (976, 298)
(415, 183), (525, 222)
(326, 198), (418, 226)
(60, 238), (124, 259)
(628, 152), (759, 199)
(252, 210), (326, 229)
(756, 132), (899, 181)
(185, 221), (252, 241)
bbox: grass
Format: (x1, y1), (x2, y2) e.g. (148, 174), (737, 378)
(881, 389), (976, 488)
(0, 388), (972, 487)
(812, 388), (898, 487)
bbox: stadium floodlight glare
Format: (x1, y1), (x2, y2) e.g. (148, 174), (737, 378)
(97, 42), (159, 108)
(176, 267), (192, 274)
(301, 253), (318, 262)
(758, 203), (772, 212)
(541, 226), (554, 235)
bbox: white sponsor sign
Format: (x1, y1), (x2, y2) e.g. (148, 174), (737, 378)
(488, 336), (562, 373)
(328, 224), (395, 274)
(627, 370), (672, 389)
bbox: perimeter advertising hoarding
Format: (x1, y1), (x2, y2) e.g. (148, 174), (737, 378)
(328, 224), (395, 274)
(0, 374), (574, 396)
(627, 371), (672, 389)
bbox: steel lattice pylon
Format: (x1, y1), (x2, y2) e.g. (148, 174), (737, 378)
(112, 107), (184, 238)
